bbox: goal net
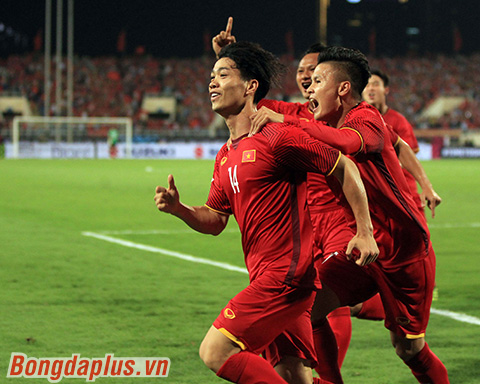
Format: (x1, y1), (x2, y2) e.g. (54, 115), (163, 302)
(8, 116), (133, 159)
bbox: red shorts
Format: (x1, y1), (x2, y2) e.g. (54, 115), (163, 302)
(310, 207), (355, 262)
(262, 309), (316, 368)
(212, 272), (316, 365)
(318, 244), (436, 338)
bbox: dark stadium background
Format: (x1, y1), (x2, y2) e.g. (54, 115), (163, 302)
(0, 0), (479, 58)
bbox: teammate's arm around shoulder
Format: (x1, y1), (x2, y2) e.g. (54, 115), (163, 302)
(154, 174), (228, 235)
(331, 156), (379, 266)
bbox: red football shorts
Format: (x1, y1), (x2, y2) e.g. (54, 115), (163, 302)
(310, 207), (355, 262)
(318, 243), (436, 338)
(213, 272), (316, 366)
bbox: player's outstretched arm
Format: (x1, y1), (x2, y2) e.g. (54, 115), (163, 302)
(154, 174), (228, 235)
(395, 138), (442, 218)
(212, 17), (236, 58)
(331, 156), (379, 266)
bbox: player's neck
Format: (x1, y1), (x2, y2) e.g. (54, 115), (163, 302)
(225, 104), (256, 140)
(331, 98), (359, 128)
(373, 101), (389, 115)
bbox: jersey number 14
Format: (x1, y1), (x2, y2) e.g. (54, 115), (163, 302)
(228, 165), (240, 194)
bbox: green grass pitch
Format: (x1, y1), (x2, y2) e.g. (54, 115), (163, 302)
(1, 158), (479, 383)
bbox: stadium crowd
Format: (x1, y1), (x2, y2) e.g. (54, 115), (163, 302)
(1, 51), (479, 139)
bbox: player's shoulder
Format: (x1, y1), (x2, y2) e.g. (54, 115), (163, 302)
(260, 122), (298, 136)
(345, 102), (384, 125)
(215, 143), (229, 160)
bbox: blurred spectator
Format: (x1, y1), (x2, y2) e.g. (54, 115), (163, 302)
(0, 52), (479, 140)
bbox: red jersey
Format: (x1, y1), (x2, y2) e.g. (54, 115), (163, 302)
(299, 102), (430, 268)
(383, 108), (422, 210)
(257, 99), (341, 212)
(205, 123), (341, 287)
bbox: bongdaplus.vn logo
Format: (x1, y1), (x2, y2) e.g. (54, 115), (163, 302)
(7, 353), (170, 382)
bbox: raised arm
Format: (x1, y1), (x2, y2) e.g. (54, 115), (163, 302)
(154, 174), (228, 235)
(395, 138), (442, 218)
(331, 155), (379, 266)
(212, 17), (236, 58)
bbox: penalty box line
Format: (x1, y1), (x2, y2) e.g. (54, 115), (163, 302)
(82, 231), (480, 327)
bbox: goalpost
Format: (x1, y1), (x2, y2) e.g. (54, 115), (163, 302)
(10, 116), (133, 159)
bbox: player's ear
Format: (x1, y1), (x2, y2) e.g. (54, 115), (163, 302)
(245, 79), (259, 97)
(338, 81), (350, 96)
(385, 86), (390, 96)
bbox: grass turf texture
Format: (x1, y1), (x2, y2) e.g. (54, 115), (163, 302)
(1, 158), (478, 383)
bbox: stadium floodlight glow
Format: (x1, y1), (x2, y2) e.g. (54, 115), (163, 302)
(406, 27), (420, 35)
(346, 0), (361, 3)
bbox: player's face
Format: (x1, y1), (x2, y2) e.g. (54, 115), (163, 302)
(209, 57), (248, 116)
(296, 53), (319, 100)
(362, 74), (387, 106)
(308, 63), (342, 123)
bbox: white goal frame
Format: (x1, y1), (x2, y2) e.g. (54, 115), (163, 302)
(11, 116), (133, 159)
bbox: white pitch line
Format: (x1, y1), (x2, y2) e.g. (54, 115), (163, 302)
(82, 231), (247, 274)
(430, 308), (480, 326)
(82, 231), (480, 327)
(97, 228), (240, 235)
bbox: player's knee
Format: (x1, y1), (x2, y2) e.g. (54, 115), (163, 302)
(391, 337), (425, 361)
(350, 302), (362, 317)
(199, 338), (230, 372)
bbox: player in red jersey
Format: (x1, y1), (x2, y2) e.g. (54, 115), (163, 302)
(154, 42), (378, 384)
(359, 69), (443, 312)
(295, 46), (449, 383)
(213, 19), (363, 380)
(362, 69), (442, 216)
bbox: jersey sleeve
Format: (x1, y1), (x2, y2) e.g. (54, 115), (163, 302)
(392, 113), (419, 152)
(342, 107), (385, 155)
(205, 147), (232, 215)
(297, 119), (364, 155)
(262, 123), (341, 176)
(257, 99), (310, 125)
(385, 123), (401, 148)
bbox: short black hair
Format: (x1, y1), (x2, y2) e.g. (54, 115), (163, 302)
(371, 69), (389, 87)
(317, 46), (371, 99)
(218, 41), (286, 104)
(303, 42), (327, 57)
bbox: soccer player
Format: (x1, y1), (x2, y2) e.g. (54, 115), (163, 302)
(154, 41), (379, 384)
(362, 69), (442, 216)
(292, 46), (449, 383)
(213, 19), (360, 378)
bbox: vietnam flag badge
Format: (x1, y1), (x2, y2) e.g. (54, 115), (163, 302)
(242, 149), (256, 163)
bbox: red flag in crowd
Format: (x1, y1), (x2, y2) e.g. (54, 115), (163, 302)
(117, 30), (126, 53)
(285, 30), (294, 57)
(369, 27), (376, 55)
(203, 30), (211, 54)
(453, 25), (462, 53)
(34, 29), (43, 51)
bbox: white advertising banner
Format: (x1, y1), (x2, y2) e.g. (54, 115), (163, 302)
(5, 142), (225, 159)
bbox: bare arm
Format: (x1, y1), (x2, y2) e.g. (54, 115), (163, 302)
(154, 174), (228, 235)
(395, 138), (442, 218)
(331, 156), (379, 266)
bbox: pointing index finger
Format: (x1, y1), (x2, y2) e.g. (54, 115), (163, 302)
(225, 17), (233, 35)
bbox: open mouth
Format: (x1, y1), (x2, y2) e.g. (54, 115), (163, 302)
(302, 81), (311, 90)
(210, 92), (220, 102)
(309, 98), (319, 111)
